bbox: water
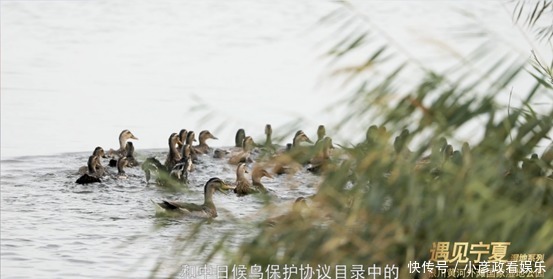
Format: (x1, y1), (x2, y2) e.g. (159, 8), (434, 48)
(2, 1), (551, 278)
(1, 148), (320, 278)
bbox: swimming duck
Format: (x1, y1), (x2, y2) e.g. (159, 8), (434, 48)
(116, 156), (129, 178)
(164, 133), (183, 171)
(292, 130), (313, 147)
(233, 163), (251, 196)
(170, 144), (193, 184)
(251, 164), (273, 193)
(186, 131), (199, 162)
(233, 163), (273, 196)
(78, 147), (106, 175)
(141, 141), (191, 186)
(141, 157), (164, 184)
(272, 131), (314, 175)
(264, 124), (273, 147)
(177, 129), (188, 153)
(124, 142), (139, 167)
(316, 125), (326, 143)
(235, 129), (246, 148)
(213, 129), (245, 159)
(263, 197), (307, 227)
(307, 137), (334, 174)
(151, 177), (233, 218)
(228, 136), (256, 165)
(194, 130), (218, 154)
(76, 155), (103, 184)
(108, 130), (138, 158)
(213, 148), (230, 159)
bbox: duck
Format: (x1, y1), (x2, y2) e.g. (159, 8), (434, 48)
(141, 157), (164, 184)
(170, 144), (193, 184)
(251, 164), (273, 193)
(124, 142), (139, 167)
(264, 124), (273, 147)
(307, 137), (334, 174)
(259, 124), (280, 155)
(108, 130), (138, 158)
(116, 156), (129, 178)
(233, 163), (273, 196)
(186, 131), (199, 162)
(78, 147), (106, 175)
(263, 197), (307, 227)
(193, 130), (218, 154)
(141, 137), (190, 186)
(272, 130), (313, 175)
(292, 130), (313, 148)
(177, 129), (188, 153)
(316, 125), (326, 143)
(228, 136), (256, 165)
(233, 163), (251, 196)
(235, 129), (246, 148)
(164, 133), (183, 171)
(151, 177), (233, 218)
(213, 129), (245, 159)
(75, 155), (103, 184)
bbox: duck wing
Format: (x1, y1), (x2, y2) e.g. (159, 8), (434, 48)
(162, 200), (204, 212)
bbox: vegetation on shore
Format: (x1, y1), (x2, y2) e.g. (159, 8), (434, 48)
(150, 1), (553, 278)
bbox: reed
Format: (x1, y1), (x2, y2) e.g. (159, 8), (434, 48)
(150, 1), (553, 278)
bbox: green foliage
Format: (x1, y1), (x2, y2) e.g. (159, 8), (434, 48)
(151, 1), (553, 278)
(230, 1), (553, 277)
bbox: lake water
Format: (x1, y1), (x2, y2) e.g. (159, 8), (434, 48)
(0, 148), (321, 278)
(1, 0), (551, 278)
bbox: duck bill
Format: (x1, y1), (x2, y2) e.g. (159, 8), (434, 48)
(131, 135), (139, 140)
(218, 183), (235, 193)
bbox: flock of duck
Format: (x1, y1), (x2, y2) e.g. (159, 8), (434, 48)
(74, 125), (333, 219)
(74, 125), (553, 219)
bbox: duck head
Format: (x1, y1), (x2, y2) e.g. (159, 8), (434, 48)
(87, 155), (100, 174)
(236, 162), (249, 178)
(205, 177), (233, 197)
(317, 125), (326, 142)
(119, 130), (138, 150)
(169, 133), (183, 148)
(252, 165), (273, 181)
(242, 136), (256, 152)
(292, 130), (313, 147)
(93, 147), (107, 158)
(178, 129), (188, 147)
(186, 131), (196, 145)
(199, 130), (218, 146)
